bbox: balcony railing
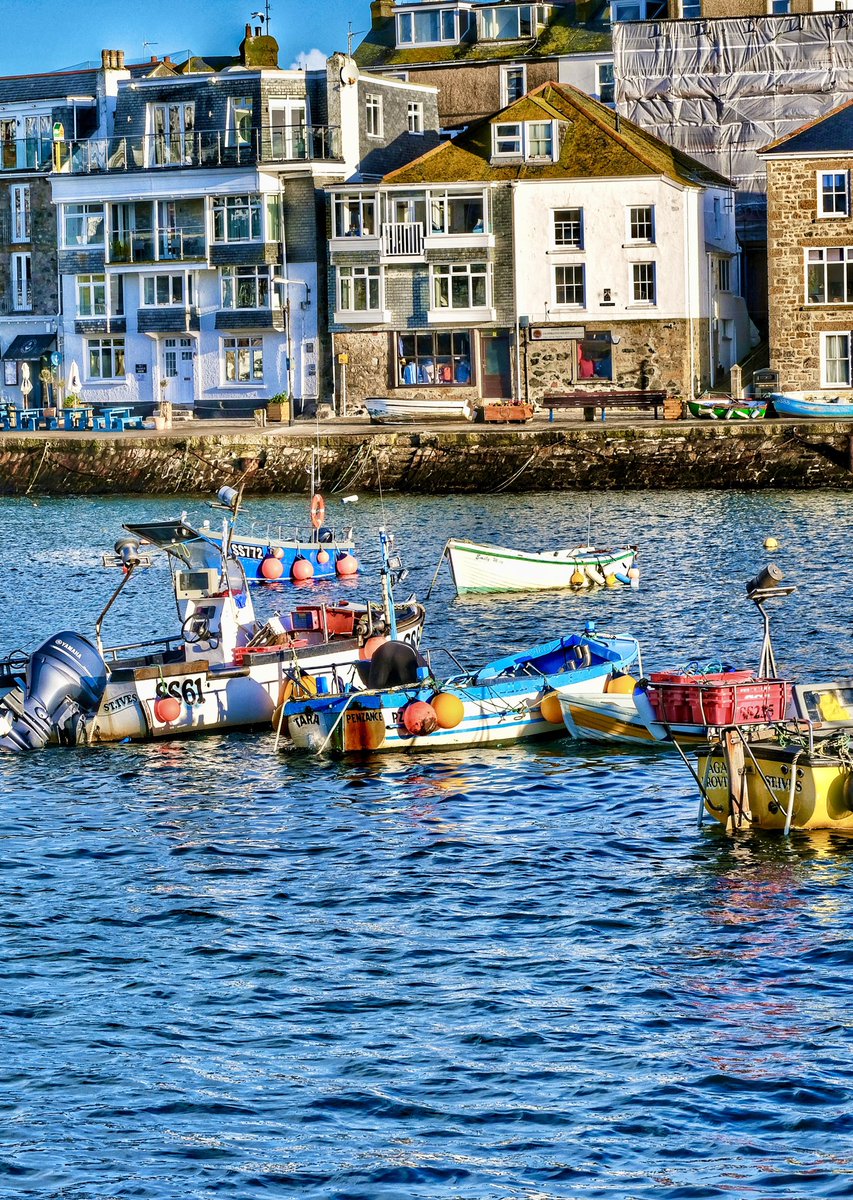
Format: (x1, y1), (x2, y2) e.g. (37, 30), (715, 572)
(382, 221), (424, 258)
(53, 126), (342, 175)
(0, 137), (54, 172)
(108, 226), (206, 263)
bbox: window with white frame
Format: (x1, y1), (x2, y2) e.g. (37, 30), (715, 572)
(226, 96), (253, 147)
(223, 336), (264, 383)
(212, 195), (262, 243)
(553, 207), (583, 248)
(333, 192), (377, 237)
(681, 0), (700, 15)
(429, 191), (486, 234)
(716, 257), (731, 292)
(142, 273), (194, 307)
(87, 337), (125, 380)
(407, 102), (424, 134)
(610, 0), (667, 18)
(554, 263), (585, 307)
(807, 247), (853, 304)
(63, 202), (104, 247)
(76, 273), (124, 317)
(501, 64), (527, 106)
(819, 172), (849, 217)
(10, 253), (31, 311)
(628, 205), (655, 242)
(220, 265), (274, 309)
(10, 184), (29, 243)
(479, 5), (551, 39)
(149, 102), (195, 166)
(338, 265), (381, 312)
(596, 62), (615, 104)
(822, 332), (851, 385)
(432, 262), (489, 309)
(492, 120), (555, 160)
(396, 7), (458, 45)
(631, 262), (656, 304)
(366, 95), (384, 138)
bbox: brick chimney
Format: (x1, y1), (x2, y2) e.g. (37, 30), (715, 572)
(100, 49), (126, 70)
(368, 0), (396, 47)
(239, 22), (279, 68)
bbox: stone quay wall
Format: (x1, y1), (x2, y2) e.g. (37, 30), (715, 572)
(0, 421), (851, 496)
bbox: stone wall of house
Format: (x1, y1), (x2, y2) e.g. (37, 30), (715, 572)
(766, 155), (853, 395)
(1, 420), (851, 495)
(383, 61), (561, 128)
(331, 328), (481, 405)
(0, 175), (58, 319)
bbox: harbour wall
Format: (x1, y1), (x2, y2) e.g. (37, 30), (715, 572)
(0, 421), (851, 496)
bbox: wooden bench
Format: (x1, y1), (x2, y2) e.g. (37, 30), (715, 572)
(543, 390), (666, 422)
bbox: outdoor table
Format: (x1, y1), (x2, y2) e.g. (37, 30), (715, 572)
(17, 407), (43, 431)
(62, 406), (94, 431)
(94, 406), (134, 431)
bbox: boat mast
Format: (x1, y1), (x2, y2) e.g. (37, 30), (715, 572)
(379, 528), (399, 641)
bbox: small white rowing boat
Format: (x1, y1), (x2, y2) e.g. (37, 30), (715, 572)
(444, 539), (639, 594)
(365, 396), (471, 422)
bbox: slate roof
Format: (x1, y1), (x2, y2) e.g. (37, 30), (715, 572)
(0, 68), (99, 104)
(355, 4), (611, 69)
(760, 99), (853, 156)
(383, 81), (732, 188)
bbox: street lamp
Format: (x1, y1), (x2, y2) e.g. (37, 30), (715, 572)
(272, 276), (311, 415)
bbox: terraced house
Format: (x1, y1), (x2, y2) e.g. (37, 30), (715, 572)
(50, 28), (439, 416)
(328, 81), (752, 411)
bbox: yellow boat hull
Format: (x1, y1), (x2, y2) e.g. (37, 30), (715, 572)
(698, 742), (853, 832)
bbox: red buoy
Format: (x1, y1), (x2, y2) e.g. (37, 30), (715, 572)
(154, 695), (182, 724)
(291, 557), (315, 581)
(261, 556), (284, 581)
(359, 635), (388, 661)
(402, 700), (438, 737)
(336, 553), (358, 576)
(317, 549), (330, 565)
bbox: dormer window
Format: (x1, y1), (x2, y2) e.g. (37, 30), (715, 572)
(479, 4), (551, 40)
(492, 120), (556, 161)
(397, 7), (459, 46)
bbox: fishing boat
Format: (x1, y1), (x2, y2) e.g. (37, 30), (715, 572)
(441, 538), (639, 594)
(768, 392), (853, 419)
(365, 396), (471, 422)
(696, 680), (853, 833)
(283, 622), (640, 755)
(686, 397), (767, 420)
(0, 517), (423, 752)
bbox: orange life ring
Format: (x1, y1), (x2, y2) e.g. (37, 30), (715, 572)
(310, 493), (325, 530)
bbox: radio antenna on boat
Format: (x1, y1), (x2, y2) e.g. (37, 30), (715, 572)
(587, 503), (592, 550)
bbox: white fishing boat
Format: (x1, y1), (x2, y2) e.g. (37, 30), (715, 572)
(0, 518), (423, 752)
(443, 538), (639, 594)
(365, 396), (471, 422)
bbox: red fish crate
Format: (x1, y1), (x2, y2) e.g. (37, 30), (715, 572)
(647, 672), (790, 726)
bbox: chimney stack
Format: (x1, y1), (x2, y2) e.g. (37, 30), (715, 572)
(100, 49), (126, 70)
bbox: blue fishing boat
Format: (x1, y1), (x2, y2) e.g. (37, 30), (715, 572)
(283, 620), (640, 754)
(769, 392), (853, 419)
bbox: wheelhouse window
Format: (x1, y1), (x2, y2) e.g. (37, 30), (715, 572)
(396, 7), (458, 45)
(337, 265), (381, 312)
(220, 265), (274, 309)
(432, 262), (489, 309)
(366, 95), (384, 138)
(397, 330), (472, 385)
(819, 172), (849, 217)
(500, 65), (527, 106)
(149, 102), (195, 167)
(227, 96), (253, 148)
(63, 203), (104, 247)
(87, 337), (125, 380)
(141, 273), (194, 307)
(212, 195), (262, 243)
(822, 332), (851, 385)
(628, 205), (655, 243)
(429, 191), (485, 234)
(553, 208), (583, 248)
(223, 336), (263, 383)
(554, 263), (585, 307)
(333, 192), (377, 237)
(77, 273), (124, 316)
(631, 262), (657, 304)
(11, 253), (31, 311)
(11, 184), (29, 243)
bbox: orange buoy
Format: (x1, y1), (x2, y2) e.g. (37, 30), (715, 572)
(271, 546), (285, 560)
(317, 548), (330, 565)
(154, 695), (182, 724)
(402, 700), (438, 736)
(311, 493), (326, 529)
(260, 556), (284, 581)
(336, 553), (358, 576)
(431, 692), (464, 729)
(291, 557), (315, 582)
(539, 690), (564, 724)
(359, 635), (388, 661)
(605, 673), (638, 695)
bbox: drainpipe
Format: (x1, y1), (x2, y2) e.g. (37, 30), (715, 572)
(707, 250), (714, 389)
(684, 191), (696, 399)
(510, 181), (520, 402)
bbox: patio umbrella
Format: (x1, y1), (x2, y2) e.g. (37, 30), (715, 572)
(20, 362), (32, 399)
(67, 361), (81, 392)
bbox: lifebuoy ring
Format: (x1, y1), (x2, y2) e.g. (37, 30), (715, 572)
(311, 493), (325, 530)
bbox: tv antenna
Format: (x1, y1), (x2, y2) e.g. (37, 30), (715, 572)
(251, 2), (271, 33)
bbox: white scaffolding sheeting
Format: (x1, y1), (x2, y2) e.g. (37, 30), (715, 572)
(615, 13), (853, 193)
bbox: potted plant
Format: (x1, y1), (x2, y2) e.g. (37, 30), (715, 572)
(64, 393), (81, 409)
(267, 393), (291, 422)
(39, 368), (57, 418)
(482, 399), (535, 423)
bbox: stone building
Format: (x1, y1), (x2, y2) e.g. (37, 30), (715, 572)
(761, 102), (853, 395)
(328, 80), (750, 411)
(354, 0), (614, 129)
(50, 29), (440, 416)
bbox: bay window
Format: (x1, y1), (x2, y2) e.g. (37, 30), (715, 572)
(76, 273), (124, 317)
(432, 262), (489, 309)
(212, 194), (262, 243)
(333, 192), (377, 238)
(141, 273), (194, 307)
(220, 265), (273, 309)
(337, 265), (381, 312)
(396, 7), (458, 45)
(63, 203), (104, 247)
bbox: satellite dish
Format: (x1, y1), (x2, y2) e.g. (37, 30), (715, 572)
(340, 56), (360, 86)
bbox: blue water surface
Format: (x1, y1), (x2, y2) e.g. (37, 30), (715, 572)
(0, 489), (851, 1199)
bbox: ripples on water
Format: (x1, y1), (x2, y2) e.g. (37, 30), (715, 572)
(0, 490), (852, 1198)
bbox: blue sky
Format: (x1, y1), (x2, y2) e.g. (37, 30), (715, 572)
(0, 0), (351, 75)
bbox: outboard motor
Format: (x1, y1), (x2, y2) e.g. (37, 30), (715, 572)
(0, 631), (108, 753)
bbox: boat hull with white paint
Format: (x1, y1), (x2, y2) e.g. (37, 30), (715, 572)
(445, 539), (638, 594)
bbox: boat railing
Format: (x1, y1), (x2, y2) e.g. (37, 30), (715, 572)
(103, 635), (185, 662)
(424, 647), (472, 675)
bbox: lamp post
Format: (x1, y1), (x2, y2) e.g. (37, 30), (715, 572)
(272, 276), (310, 417)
